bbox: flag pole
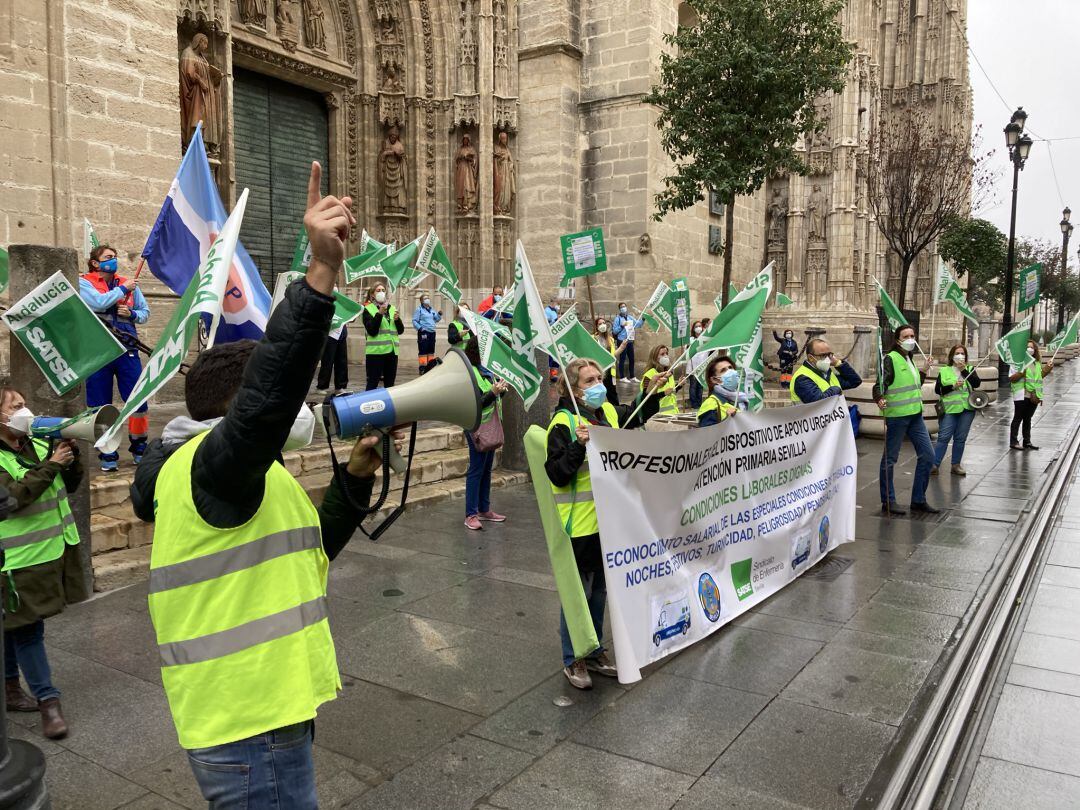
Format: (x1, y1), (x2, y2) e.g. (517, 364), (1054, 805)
(622, 343), (694, 426)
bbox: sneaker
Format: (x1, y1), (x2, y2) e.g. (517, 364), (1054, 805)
(631, 376), (641, 383)
(315, 388), (328, 394)
(478, 510), (506, 523)
(586, 651), (618, 678)
(951, 464), (966, 476)
(910, 502), (940, 514)
(930, 466), (939, 476)
(464, 515), (483, 531)
(562, 661), (592, 690)
(1024, 443), (1040, 451)
(100, 460), (118, 473)
(334, 389), (348, 396)
(132, 454), (143, 466)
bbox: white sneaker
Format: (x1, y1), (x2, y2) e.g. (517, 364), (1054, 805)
(631, 376), (641, 383)
(619, 377), (631, 383)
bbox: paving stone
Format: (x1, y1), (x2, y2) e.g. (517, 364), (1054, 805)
(116, 794), (187, 809)
(753, 574), (885, 626)
(707, 699), (894, 809)
(482, 565), (557, 591)
(470, 672), (627, 756)
(1015, 633), (1080, 676)
(1048, 540), (1080, 569)
(663, 625), (822, 696)
(326, 553), (471, 607)
(489, 741), (695, 810)
(730, 612), (840, 643)
(44, 750), (148, 810)
(872, 579), (972, 617)
(399, 578), (562, 643)
(844, 600), (958, 644)
(1041, 563), (1080, 589)
(982, 684), (1080, 776)
(963, 758), (1080, 810)
(672, 775), (811, 809)
(344, 735), (533, 809)
(1007, 664), (1080, 699)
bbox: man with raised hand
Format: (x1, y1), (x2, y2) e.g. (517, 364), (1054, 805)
(134, 163), (388, 809)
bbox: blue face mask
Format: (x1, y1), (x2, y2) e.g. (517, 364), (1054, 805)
(98, 257), (118, 273)
(718, 369), (740, 391)
(619, 307), (628, 315)
(494, 295), (502, 302)
(582, 383), (607, 408)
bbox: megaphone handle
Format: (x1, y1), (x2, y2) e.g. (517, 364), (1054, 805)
(370, 427), (406, 474)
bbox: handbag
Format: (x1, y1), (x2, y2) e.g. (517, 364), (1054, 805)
(471, 402), (504, 451)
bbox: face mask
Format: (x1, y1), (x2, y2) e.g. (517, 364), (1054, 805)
(283, 405), (316, 452)
(619, 307), (627, 315)
(721, 369), (740, 390)
(582, 383), (607, 408)
(785, 332), (793, 339)
(901, 338), (917, 352)
(458, 308), (469, 319)
(552, 305), (560, 312)
(494, 295), (502, 302)
(4, 407), (34, 435)
(814, 358), (832, 374)
(598, 323), (608, 333)
(693, 326), (703, 336)
(658, 355), (670, 367)
(1027, 346), (1036, 357)
(374, 291), (387, 304)
(98, 257), (118, 273)
(422, 299), (430, 307)
(954, 354), (966, 366)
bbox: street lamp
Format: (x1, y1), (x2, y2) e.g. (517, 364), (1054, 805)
(1059, 207), (1073, 332)
(999, 108), (1033, 386)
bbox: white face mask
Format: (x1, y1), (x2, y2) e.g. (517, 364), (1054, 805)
(374, 291), (387, 304)
(954, 354), (966, 366)
(693, 326), (703, 335)
(458, 307), (469, 319)
(422, 299), (430, 307)
(900, 338), (917, 352)
(283, 404), (316, 452)
(658, 355), (671, 367)
(1027, 346), (1036, 357)
(4, 407), (34, 435)
(814, 358), (832, 374)
(598, 323), (608, 333)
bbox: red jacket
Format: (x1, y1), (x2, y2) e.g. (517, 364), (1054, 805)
(80, 272), (134, 309)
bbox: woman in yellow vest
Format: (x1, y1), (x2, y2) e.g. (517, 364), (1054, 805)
(640, 344), (679, 414)
(546, 358), (662, 690)
(362, 281), (405, 390)
(0, 387), (88, 739)
(872, 324), (937, 516)
(697, 356), (742, 426)
(932, 344), (982, 475)
(593, 316), (627, 405)
(1009, 338), (1053, 451)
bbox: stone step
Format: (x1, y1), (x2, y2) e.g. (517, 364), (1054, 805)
(90, 469), (530, 592)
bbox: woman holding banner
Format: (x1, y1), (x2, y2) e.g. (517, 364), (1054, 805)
(1009, 340), (1053, 451)
(640, 345), (678, 414)
(545, 358), (662, 689)
(932, 345), (981, 475)
(697, 356), (742, 426)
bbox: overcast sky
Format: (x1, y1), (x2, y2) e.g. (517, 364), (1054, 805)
(969, 1), (1080, 256)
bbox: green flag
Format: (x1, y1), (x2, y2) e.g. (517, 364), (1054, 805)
(996, 316), (1034, 370)
(0, 246), (8, 295)
(82, 218), (99, 260)
(289, 230), (312, 272)
(464, 309), (543, 408)
(875, 326), (885, 383)
(934, 260), (979, 325)
(509, 240), (557, 358)
(379, 236), (422, 292)
(550, 307), (615, 371)
(702, 263), (772, 345)
(776, 292), (794, 308)
(669, 277), (691, 348)
(437, 276), (462, 305)
(1018, 263), (1042, 312)
(343, 243), (394, 285)
(728, 283), (738, 302)
(329, 292), (363, 334)
(1, 271), (125, 396)
(491, 282), (516, 315)
(1048, 312), (1080, 354)
(559, 227), (607, 280)
(97, 190), (250, 450)
(734, 322), (765, 412)
(414, 227), (461, 292)
(643, 281), (673, 333)
(875, 279), (909, 331)
(524, 425), (599, 659)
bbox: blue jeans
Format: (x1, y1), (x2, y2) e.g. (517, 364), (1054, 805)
(934, 409), (976, 467)
(688, 376), (703, 409)
(187, 720), (316, 810)
(618, 342), (636, 378)
(4, 620), (59, 702)
(464, 432), (494, 517)
(559, 570), (607, 667)
(879, 413), (935, 506)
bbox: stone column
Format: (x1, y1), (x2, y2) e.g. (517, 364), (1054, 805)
(850, 325), (875, 378)
(478, 0), (496, 290)
(7, 246), (94, 592)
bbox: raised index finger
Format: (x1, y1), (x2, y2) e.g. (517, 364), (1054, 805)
(306, 161), (322, 209)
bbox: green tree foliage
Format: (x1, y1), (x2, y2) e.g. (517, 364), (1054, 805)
(645, 0), (853, 303)
(938, 217), (1007, 311)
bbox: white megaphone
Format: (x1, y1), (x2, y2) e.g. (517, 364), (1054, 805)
(312, 348), (483, 470)
(24, 406), (121, 443)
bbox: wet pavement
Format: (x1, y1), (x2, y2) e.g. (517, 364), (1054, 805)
(15, 361), (1080, 809)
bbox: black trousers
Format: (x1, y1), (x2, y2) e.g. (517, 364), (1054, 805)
(317, 327), (348, 391)
(365, 352), (399, 391)
(1010, 398), (1037, 444)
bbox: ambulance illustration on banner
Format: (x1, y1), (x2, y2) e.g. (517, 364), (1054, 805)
(791, 532), (812, 571)
(652, 595), (691, 647)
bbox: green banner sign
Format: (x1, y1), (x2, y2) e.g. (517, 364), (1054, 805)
(559, 227), (607, 280)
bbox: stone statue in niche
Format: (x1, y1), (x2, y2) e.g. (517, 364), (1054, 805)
(379, 15), (397, 42)
(237, 0), (266, 26)
(301, 0), (326, 51)
(275, 0), (300, 51)
(179, 33), (223, 154)
(493, 131), (516, 215)
(767, 188), (787, 244)
(380, 125), (408, 214)
(807, 184), (828, 241)
(454, 134), (478, 215)
(381, 63), (403, 93)
(638, 233), (651, 254)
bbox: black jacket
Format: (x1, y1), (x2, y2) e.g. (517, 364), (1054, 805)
(362, 306), (405, 338)
(935, 366), (981, 395)
(131, 279), (374, 562)
(872, 350), (927, 402)
(544, 395), (658, 487)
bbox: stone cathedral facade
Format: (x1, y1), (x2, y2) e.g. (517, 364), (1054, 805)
(0, 0), (971, 362)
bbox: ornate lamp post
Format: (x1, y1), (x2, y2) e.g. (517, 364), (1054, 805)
(1058, 207), (1073, 332)
(999, 107), (1033, 386)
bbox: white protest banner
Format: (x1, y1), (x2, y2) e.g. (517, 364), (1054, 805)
(2, 272), (125, 395)
(587, 397), (857, 682)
